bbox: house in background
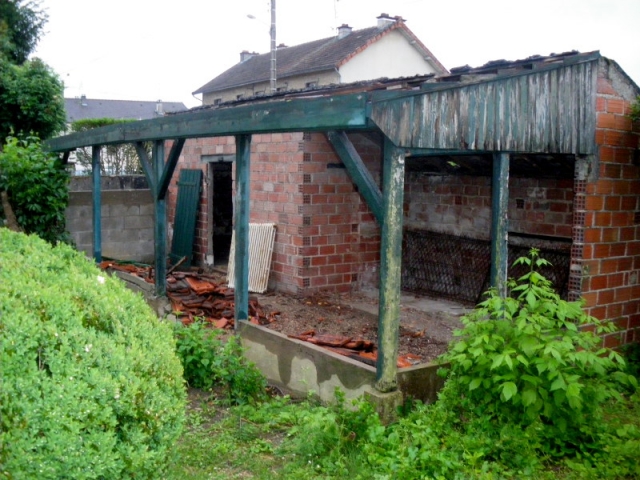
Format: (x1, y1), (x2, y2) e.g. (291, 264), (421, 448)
(193, 13), (447, 104)
(173, 13), (447, 271)
(65, 96), (187, 123)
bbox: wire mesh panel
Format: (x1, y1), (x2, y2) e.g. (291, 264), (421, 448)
(402, 229), (491, 304)
(402, 229), (571, 305)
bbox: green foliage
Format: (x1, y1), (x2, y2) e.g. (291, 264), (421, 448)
(173, 321), (268, 405)
(441, 249), (637, 455)
(630, 95), (640, 123)
(277, 390), (380, 477)
(0, 135), (70, 244)
(70, 118), (146, 175)
(0, 229), (186, 479)
(0, 57), (65, 140)
(0, 0), (47, 64)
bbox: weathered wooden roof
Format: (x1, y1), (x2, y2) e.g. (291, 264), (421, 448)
(371, 51), (600, 154)
(47, 51), (606, 156)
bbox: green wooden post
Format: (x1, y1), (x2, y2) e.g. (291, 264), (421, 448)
(234, 134), (251, 324)
(490, 152), (510, 297)
(91, 145), (102, 263)
(375, 137), (405, 392)
(153, 140), (167, 296)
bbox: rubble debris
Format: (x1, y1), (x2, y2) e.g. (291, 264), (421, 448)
(100, 261), (425, 367)
(287, 329), (421, 368)
(99, 261), (277, 329)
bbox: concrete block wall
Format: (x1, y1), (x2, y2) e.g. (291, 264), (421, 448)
(404, 174), (574, 241)
(66, 176), (154, 263)
(578, 63), (640, 346)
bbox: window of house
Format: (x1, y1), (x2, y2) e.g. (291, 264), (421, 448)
(305, 81), (318, 88)
(236, 94), (244, 100)
(213, 98), (222, 105)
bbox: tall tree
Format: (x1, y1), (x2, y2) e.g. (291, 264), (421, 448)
(0, 57), (65, 140)
(0, 0), (47, 65)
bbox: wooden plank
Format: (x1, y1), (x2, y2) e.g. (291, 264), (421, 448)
(326, 131), (383, 225)
(490, 153), (509, 296)
(375, 137), (405, 393)
(153, 140), (167, 296)
(234, 134), (251, 324)
(45, 94), (370, 152)
(91, 146), (102, 263)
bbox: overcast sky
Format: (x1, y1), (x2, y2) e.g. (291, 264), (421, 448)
(33, 0), (640, 108)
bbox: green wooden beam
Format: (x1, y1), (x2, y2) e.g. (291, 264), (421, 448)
(92, 146), (102, 263)
(45, 94), (370, 152)
(135, 142), (157, 195)
(326, 131), (383, 225)
(153, 140), (167, 296)
(375, 137), (405, 393)
(234, 134), (251, 324)
(157, 138), (185, 200)
(490, 152), (509, 296)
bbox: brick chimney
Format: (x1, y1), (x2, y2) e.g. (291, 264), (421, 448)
(337, 24), (352, 39)
(377, 13), (395, 29)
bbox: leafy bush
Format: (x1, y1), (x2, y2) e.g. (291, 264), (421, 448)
(0, 229), (186, 480)
(0, 135), (70, 244)
(173, 321), (267, 405)
(440, 249), (637, 455)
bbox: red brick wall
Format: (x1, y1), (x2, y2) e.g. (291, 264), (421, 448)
(580, 70), (640, 346)
(295, 133), (381, 294)
(404, 174), (574, 240)
(169, 132), (381, 295)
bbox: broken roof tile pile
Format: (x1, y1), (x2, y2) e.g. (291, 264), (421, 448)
(288, 330), (421, 368)
(99, 261), (275, 328)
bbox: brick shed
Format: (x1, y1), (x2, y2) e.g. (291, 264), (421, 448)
(47, 50), (640, 391)
(165, 51), (640, 347)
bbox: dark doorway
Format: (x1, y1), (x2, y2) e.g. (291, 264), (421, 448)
(210, 162), (233, 265)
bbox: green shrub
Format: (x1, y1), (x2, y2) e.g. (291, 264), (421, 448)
(440, 249), (637, 455)
(173, 321), (267, 405)
(0, 135), (70, 244)
(0, 229), (186, 480)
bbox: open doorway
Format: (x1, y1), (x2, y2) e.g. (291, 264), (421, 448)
(207, 159), (233, 266)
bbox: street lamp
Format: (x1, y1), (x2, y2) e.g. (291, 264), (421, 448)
(247, 0), (277, 93)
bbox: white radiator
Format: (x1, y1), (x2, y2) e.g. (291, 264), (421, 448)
(227, 223), (276, 293)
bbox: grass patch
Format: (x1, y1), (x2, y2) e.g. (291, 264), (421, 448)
(164, 384), (639, 479)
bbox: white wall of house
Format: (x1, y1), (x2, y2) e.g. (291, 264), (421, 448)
(339, 30), (439, 83)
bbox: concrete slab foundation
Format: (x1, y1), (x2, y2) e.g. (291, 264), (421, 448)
(237, 320), (445, 407)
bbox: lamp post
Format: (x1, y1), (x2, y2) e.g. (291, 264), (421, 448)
(269, 0), (276, 93)
(248, 0), (276, 94)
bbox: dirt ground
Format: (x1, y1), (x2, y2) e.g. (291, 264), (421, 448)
(253, 288), (465, 366)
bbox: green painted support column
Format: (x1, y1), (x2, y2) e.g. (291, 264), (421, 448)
(490, 152), (510, 297)
(375, 137), (405, 392)
(91, 145), (102, 263)
(153, 140), (167, 296)
(234, 134), (251, 325)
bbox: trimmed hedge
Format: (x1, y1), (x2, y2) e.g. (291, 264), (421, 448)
(0, 229), (186, 479)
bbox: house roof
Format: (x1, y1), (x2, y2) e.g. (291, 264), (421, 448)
(193, 19), (447, 95)
(64, 97), (188, 123)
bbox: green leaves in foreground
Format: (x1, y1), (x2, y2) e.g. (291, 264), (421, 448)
(441, 248), (637, 455)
